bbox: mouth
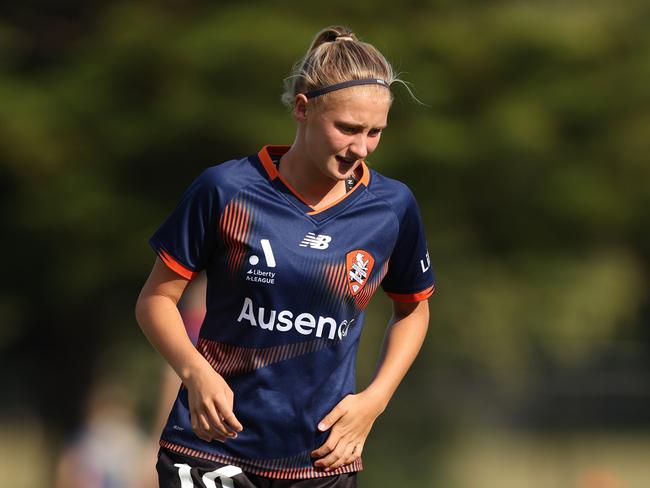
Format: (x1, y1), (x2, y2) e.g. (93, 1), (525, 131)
(335, 155), (357, 166)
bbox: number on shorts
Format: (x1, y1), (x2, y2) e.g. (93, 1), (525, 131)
(174, 463), (243, 488)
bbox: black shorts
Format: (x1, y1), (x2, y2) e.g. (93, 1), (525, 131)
(156, 447), (358, 488)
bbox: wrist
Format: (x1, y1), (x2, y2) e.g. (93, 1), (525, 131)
(359, 386), (391, 416)
(177, 353), (210, 384)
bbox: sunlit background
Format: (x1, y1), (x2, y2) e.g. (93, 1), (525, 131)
(1, 1), (649, 487)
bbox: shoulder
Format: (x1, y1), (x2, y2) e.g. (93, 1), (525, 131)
(198, 155), (260, 188)
(366, 167), (420, 219)
(191, 154), (265, 200)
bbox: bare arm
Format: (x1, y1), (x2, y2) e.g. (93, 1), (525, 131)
(135, 259), (195, 377)
(312, 299), (430, 470)
(135, 258), (242, 442)
(363, 299), (429, 410)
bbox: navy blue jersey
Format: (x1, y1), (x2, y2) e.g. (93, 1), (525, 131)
(149, 145), (435, 479)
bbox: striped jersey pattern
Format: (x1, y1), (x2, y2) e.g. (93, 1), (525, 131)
(149, 145), (435, 478)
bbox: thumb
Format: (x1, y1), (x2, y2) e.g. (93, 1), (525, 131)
(318, 403), (346, 432)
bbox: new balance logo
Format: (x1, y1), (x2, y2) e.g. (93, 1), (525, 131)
(299, 232), (332, 250)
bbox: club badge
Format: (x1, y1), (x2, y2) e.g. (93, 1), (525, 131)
(346, 249), (375, 296)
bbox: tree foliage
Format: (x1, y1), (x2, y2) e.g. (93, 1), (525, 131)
(1, 1), (649, 476)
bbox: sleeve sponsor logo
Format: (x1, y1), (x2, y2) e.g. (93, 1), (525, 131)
(420, 251), (431, 273)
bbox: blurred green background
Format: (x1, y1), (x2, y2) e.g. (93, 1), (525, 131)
(1, 1), (649, 486)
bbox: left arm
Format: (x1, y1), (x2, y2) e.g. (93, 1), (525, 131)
(311, 299), (430, 470)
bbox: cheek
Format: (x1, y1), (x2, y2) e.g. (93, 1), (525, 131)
(367, 135), (382, 154)
(322, 130), (348, 151)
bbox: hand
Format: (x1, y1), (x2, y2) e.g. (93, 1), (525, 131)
(184, 360), (243, 443)
(311, 391), (385, 471)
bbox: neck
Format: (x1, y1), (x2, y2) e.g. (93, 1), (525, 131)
(279, 142), (348, 209)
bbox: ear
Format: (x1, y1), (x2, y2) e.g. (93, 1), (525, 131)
(293, 94), (309, 123)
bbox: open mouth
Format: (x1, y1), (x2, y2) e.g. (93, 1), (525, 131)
(335, 156), (356, 165)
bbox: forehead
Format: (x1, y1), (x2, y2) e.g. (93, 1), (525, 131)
(317, 85), (391, 125)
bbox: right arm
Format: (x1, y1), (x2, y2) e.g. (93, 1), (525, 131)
(135, 258), (243, 442)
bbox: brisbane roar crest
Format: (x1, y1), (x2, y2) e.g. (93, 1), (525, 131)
(346, 249), (375, 296)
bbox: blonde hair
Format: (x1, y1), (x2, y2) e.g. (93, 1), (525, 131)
(281, 25), (400, 108)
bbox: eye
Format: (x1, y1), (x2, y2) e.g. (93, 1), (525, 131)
(368, 128), (383, 137)
(336, 124), (358, 135)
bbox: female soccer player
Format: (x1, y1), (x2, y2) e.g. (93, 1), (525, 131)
(136, 25), (435, 488)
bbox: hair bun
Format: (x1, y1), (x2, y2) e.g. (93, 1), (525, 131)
(309, 26), (357, 50)
(281, 25), (400, 109)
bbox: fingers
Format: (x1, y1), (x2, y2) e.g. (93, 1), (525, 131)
(220, 410), (244, 434)
(214, 390), (244, 434)
(313, 438), (361, 471)
(216, 388), (243, 433)
(191, 411), (225, 443)
(317, 403), (347, 432)
(311, 394), (376, 470)
(203, 401), (236, 439)
(311, 435), (340, 460)
(189, 387), (243, 443)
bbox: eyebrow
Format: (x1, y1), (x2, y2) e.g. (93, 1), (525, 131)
(337, 121), (388, 130)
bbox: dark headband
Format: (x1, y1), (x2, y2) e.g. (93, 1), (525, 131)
(304, 78), (390, 99)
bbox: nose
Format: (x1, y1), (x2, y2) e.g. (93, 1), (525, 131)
(349, 134), (369, 160)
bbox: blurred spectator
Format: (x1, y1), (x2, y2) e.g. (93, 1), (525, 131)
(55, 381), (148, 488)
(579, 468), (626, 488)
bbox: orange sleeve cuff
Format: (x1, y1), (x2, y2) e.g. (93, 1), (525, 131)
(158, 250), (198, 280)
(386, 284), (435, 303)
